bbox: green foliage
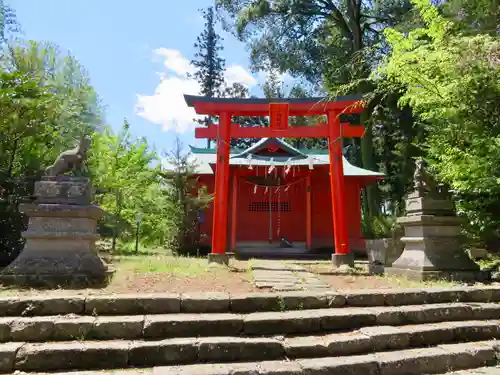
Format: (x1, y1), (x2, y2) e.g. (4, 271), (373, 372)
(217, 0), (413, 86)
(190, 7), (226, 98)
(1, 40), (104, 137)
(0, 0), (20, 42)
(363, 214), (402, 239)
(159, 138), (212, 255)
(190, 6), (226, 148)
(442, 0), (499, 36)
(0, 33), (104, 264)
(380, 0), (500, 247)
(88, 121), (170, 250)
(0, 71), (60, 177)
(0, 69), (63, 267)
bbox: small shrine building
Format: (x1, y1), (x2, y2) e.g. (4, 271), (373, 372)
(190, 137), (383, 255)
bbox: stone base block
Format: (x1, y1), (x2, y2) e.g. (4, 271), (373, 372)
(332, 253), (355, 267)
(368, 264), (385, 276)
(34, 176), (92, 205)
(0, 270), (114, 289)
(207, 253), (232, 266)
(385, 266), (491, 282)
(0, 250), (114, 288)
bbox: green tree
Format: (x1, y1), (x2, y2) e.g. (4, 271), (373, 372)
(216, 0), (412, 86)
(0, 0), (20, 42)
(443, 0), (499, 36)
(0, 70), (61, 265)
(380, 0), (500, 247)
(88, 120), (160, 252)
(0, 71), (60, 180)
(190, 6), (226, 148)
(159, 137), (212, 254)
(1, 40), (104, 139)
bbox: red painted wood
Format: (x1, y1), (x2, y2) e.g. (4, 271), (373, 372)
(236, 172), (306, 243)
(306, 175), (312, 249)
(198, 169), (366, 251)
(191, 96), (368, 255)
(328, 110), (350, 255)
(189, 100), (363, 116)
(230, 173), (238, 250)
(211, 112), (231, 254)
(195, 123), (365, 139)
(269, 103), (289, 131)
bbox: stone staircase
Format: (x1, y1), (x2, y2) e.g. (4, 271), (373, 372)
(0, 286), (499, 374)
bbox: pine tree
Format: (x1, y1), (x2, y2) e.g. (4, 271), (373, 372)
(190, 7), (225, 148)
(223, 82), (268, 149)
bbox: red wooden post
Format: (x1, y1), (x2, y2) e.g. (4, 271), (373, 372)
(230, 172), (238, 250)
(327, 110), (352, 264)
(306, 175), (312, 249)
(211, 112), (232, 255)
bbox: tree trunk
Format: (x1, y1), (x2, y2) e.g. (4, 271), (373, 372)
(111, 190), (122, 253)
(7, 138), (19, 178)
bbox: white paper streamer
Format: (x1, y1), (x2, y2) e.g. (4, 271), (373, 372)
(268, 158), (275, 174)
(308, 157), (314, 170)
(285, 157), (292, 175)
(247, 154), (253, 170)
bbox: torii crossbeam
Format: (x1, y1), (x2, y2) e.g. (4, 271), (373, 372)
(184, 94), (365, 266)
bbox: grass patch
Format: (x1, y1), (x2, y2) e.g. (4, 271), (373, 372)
(476, 254), (500, 270)
(116, 254), (225, 277)
(374, 274), (458, 288)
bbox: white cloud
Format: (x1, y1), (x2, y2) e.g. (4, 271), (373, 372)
(155, 48), (195, 76)
(225, 64), (257, 86)
(135, 48), (258, 133)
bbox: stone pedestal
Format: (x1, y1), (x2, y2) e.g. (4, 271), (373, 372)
(332, 253), (355, 267)
(0, 176), (113, 288)
(207, 253), (234, 266)
(386, 191), (488, 282)
(366, 238), (405, 266)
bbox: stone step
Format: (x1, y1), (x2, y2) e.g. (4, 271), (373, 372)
(6, 340), (500, 374)
(0, 303), (499, 342)
(1, 286), (499, 316)
(0, 320), (499, 372)
(436, 366), (500, 374)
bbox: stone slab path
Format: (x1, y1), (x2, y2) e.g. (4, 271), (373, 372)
(250, 260), (330, 291)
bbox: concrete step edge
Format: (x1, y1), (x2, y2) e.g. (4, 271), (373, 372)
(1, 303), (499, 342)
(5, 340), (500, 374)
(1, 286), (500, 316)
(434, 365), (500, 374)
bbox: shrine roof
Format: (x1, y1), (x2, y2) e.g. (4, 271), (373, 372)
(184, 138), (383, 177)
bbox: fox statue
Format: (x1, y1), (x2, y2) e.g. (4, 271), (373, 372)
(45, 136), (91, 177)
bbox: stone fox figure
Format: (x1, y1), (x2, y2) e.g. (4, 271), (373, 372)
(45, 136), (91, 177)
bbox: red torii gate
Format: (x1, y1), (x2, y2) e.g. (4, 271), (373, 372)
(184, 95), (365, 266)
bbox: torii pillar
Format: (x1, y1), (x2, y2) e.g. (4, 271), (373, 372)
(328, 110), (354, 267)
(208, 111), (232, 265)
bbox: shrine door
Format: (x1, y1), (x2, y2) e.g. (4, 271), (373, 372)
(237, 178), (306, 245)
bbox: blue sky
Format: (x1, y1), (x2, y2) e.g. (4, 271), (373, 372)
(8, 0), (278, 152)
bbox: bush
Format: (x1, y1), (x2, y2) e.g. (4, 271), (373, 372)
(363, 214), (403, 239)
